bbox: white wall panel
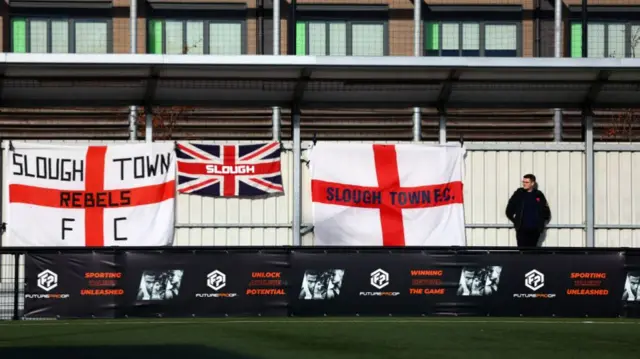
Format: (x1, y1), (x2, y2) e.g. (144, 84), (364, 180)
(595, 148), (640, 247)
(464, 228), (585, 247)
(596, 230), (640, 248)
(463, 143), (585, 246)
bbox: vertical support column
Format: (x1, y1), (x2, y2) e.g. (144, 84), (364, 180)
(412, 0), (422, 142)
(129, 110), (138, 140)
(553, 0), (562, 142)
(581, 0), (588, 58)
(12, 253), (19, 320)
(257, 0), (264, 54)
(584, 109), (594, 247)
(272, 109), (281, 141)
(292, 105), (302, 246)
(0, 140), (4, 247)
(439, 112), (447, 144)
(145, 106), (153, 143)
(129, 0), (138, 141)
(288, 0), (297, 55)
(272, 0), (281, 141)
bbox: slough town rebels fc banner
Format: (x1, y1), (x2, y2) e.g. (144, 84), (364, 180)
(6, 142), (176, 247)
(310, 143), (466, 246)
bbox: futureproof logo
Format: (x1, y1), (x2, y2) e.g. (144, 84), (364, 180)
(513, 269), (556, 299)
(370, 269), (389, 289)
(359, 269), (400, 297)
(37, 269), (58, 292)
(525, 269), (545, 291)
(196, 270), (237, 299)
(207, 270), (226, 291)
(25, 269), (70, 300)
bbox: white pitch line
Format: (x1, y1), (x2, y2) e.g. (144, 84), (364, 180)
(0, 319), (639, 327)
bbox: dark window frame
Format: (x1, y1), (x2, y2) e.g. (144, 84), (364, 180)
(567, 20), (640, 58)
(423, 20), (522, 57)
(297, 20), (389, 56)
(296, 6), (390, 56)
(147, 10), (248, 55)
(11, 14), (112, 53)
(565, 7), (640, 57)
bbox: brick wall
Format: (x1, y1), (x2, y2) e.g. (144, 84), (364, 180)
(2, 0), (627, 56)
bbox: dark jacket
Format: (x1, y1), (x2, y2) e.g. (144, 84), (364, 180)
(505, 188), (551, 231)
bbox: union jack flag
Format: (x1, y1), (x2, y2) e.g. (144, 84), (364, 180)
(176, 142), (284, 197)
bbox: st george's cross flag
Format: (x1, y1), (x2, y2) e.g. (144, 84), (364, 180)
(176, 142), (283, 197)
(6, 142), (176, 247)
(310, 143), (466, 246)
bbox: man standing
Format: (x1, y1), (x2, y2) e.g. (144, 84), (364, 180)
(505, 174), (551, 247)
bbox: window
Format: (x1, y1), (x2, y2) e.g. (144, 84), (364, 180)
(296, 21), (387, 56)
(11, 17), (109, 53)
(148, 19), (245, 55)
(425, 22), (519, 57)
(570, 22), (640, 58)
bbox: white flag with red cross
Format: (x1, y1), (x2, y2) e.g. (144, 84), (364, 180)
(6, 142), (176, 247)
(310, 143), (466, 246)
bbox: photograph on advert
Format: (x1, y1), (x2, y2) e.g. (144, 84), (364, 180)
(621, 253), (640, 318)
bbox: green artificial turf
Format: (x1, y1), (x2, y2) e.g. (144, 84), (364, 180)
(0, 317), (639, 359)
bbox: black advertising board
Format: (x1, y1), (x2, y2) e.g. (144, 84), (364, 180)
(24, 252), (123, 318)
(22, 248), (629, 319)
(289, 251), (431, 316)
(285, 250), (625, 317)
(122, 251), (289, 318)
(288, 250), (506, 316)
(25, 251), (289, 318)
(459, 252), (624, 317)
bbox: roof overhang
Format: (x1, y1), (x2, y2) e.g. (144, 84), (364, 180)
(1, 54), (639, 109)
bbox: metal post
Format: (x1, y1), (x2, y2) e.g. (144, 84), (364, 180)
(130, 0), (137, 53)
(257, 0), (264, 54)
(292, 106), (302, 246)
(0, 141), (3, 280)
(439, 113), (447, 144)
(129, 109), (137, 140)
(272, 109), (281, 141)
(272, 0), (281, 141)
(582, 0), (588, 58)
(12, 253), (19, 320)
(129, 0), (138, 141)
(145, 106), (153, 142)
(554, 1), (562, 58)
(288, 0), (296, 55)
(584, 110), (594, 247)
(273, 0), (280, 55)
(553, 0), (562, 142)
(412, 112), (421, 142)
(412, 0), (421, 142)
(0, 140), (3, 246)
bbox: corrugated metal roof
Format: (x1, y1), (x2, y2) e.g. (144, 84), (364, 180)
(3, 54), (640, 109)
